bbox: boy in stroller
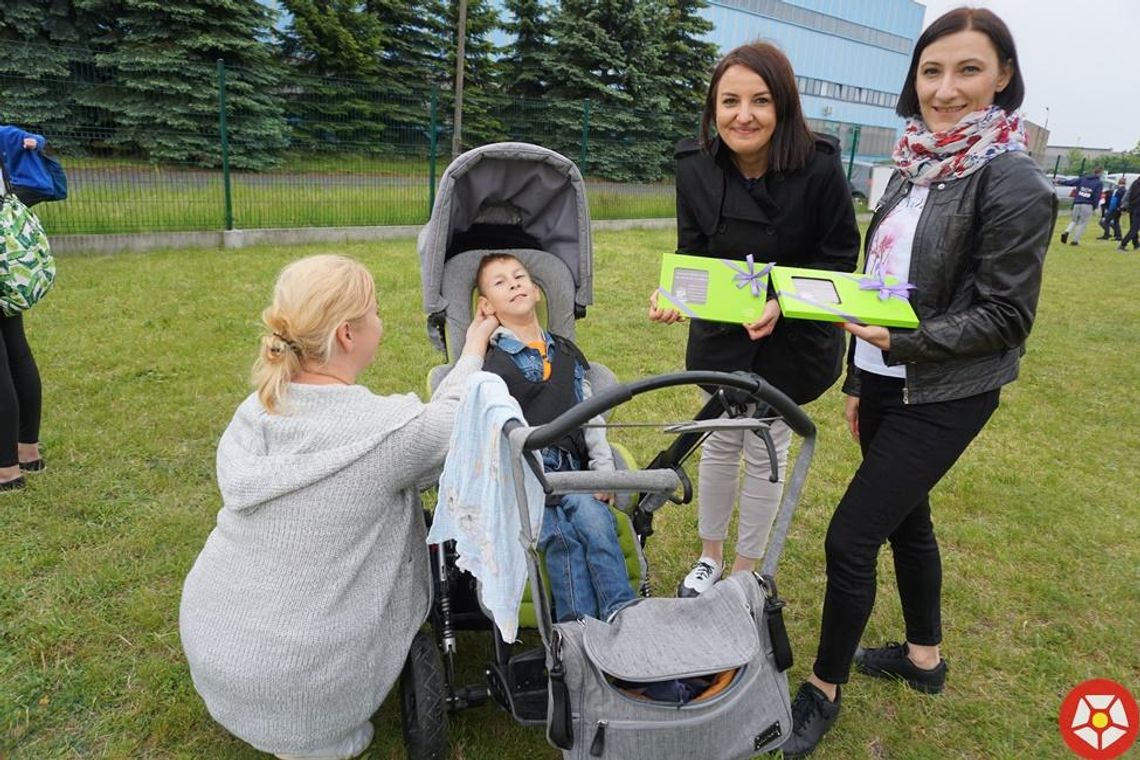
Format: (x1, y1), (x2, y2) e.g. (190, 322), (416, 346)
(476, 252), (636, 622)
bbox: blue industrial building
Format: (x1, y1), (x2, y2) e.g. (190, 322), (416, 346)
(701, 0), (925, 160)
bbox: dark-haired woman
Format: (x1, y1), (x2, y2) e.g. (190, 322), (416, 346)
(782, 8), (1056, 756)
(648, 42), (859, 593)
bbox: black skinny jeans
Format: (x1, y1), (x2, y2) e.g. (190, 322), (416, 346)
(812, 372), (999, 684)
(0, 314), (42, 467)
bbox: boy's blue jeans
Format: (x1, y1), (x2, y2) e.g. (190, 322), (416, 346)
(539, 493), (636, 622)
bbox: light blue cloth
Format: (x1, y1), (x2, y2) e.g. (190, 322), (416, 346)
(427, 371), (545, 642)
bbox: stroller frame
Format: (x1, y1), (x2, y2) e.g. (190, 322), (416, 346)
(401, 370), (816, 759)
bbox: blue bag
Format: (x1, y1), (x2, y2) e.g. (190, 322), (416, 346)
(11, 152), (67, 207)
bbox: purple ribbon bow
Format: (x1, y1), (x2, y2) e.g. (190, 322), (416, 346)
(727, 254), (773, 297)
(859, 276), (916, 302)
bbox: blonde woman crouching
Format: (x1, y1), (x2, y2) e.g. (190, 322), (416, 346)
(179, 254), (498, 759)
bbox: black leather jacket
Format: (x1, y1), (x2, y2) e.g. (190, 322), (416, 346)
(842, 151), (1057, 404)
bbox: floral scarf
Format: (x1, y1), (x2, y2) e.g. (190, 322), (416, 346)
(892, 106), (1026, 186)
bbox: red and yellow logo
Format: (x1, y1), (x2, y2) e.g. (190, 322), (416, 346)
(1059, 678), (1138, 759)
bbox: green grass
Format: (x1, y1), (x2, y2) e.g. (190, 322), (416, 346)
(1, 229), (1137, 758)
(37, 174), (674, 234)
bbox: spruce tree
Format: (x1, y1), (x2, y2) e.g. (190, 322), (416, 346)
(500, 0), (552, 100)
(545, 0), (670, 181)
(277, 0), (389, 152)
(74, 0), (286, 169)
(0, 2), (93, 142)
(370, 0), (449, 149)
(658, 0), (717, 140)
(498, 0), (557, 143)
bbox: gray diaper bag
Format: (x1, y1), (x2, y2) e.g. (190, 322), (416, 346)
(545, 572), (793, 759)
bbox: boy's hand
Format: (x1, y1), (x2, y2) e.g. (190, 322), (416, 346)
(22, 137), (37, 150)
(594, 492), (614, 505)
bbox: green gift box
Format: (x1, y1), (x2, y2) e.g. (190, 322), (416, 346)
(769, 266), (919, 329)
(657, 252), (771, 324)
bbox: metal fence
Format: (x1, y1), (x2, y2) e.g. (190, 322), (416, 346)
(2, 43), (873, 236)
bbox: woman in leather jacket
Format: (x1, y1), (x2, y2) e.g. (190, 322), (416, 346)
(782, 9), (1057, 757)
(648, 42), (859, 596)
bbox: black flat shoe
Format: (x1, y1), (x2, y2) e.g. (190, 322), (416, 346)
(19, 459), (45, 473)
(781, 682), (841, 758)
(0, 476), (27, 491)
(854, 641), (947, 694)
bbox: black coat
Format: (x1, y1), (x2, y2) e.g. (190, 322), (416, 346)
(674, 135), (860, 404)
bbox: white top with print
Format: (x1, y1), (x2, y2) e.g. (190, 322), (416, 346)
(854, 184), (929, 379)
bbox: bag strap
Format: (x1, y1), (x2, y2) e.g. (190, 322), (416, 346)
(546, 628), (574, 750)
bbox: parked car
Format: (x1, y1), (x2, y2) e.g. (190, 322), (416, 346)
(845, 160), (874, 204)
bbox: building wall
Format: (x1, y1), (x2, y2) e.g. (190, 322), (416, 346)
(1023, 121), (1050, 167)
(1041, 144), (1116, 169)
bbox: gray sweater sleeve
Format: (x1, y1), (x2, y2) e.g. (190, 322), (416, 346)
(385, 355), (483, 492)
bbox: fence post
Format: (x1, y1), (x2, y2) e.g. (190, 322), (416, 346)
(846, 124), (861, 180)
(1078, 157), (1086, 176)
(216, 59), (234, 232)
(428, 89), (439, 217)
(1052, 155), (1060, 179)
(579, 98), (590, 174)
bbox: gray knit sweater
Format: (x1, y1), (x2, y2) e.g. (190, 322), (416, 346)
(179, 356), (480, 754)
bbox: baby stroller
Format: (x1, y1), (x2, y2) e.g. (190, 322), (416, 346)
(407, 143), (817, 759)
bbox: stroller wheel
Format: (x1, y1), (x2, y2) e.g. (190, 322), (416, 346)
(400, 629), (448, 759)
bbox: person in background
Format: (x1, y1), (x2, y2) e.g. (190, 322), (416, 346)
(1057, 166), (1103, 246)
(180, 254), (497, 760)
(0, 156), (46, 492)
(0, 124), (59, 207)
(648, 42), (859, 597)
(1097, 177), (1126, 241)
(782, 8), (1056, 756)
(1116, 176), (1140, 252)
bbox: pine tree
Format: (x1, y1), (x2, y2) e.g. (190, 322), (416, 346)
(74, 0), (286, 169)
(0, 2), (94, 143)
(658, 0), (717, 140)
(277, 0), (389, 152)
(370, 0), (449, 149)
(500, 0), (552, 100)
(545, 0), (670, 181)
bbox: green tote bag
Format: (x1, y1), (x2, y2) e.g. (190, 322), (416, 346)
(0, 190), (55, 316)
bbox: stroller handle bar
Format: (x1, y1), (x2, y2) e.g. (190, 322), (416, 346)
(522, 370), (815, 452)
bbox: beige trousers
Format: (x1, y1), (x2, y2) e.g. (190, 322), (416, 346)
(696, 395), (791, 560)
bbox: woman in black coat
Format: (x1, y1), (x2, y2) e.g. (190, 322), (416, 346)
(649, 42), (859, 595)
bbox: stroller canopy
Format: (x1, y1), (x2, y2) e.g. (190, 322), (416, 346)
(418, 142), (594, 321)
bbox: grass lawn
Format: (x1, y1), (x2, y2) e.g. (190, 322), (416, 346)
(1, 229), (1137, 758)
(38, 157), (674, 235)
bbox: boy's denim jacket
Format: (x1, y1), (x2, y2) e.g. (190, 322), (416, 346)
(491, 327), (614, 473)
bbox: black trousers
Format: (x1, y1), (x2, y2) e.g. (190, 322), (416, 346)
(811, 372), (999, 684)
(1099, 210), (1122, 239)
(1121, 211), (1140, 249)
(0, 314), (42, 467)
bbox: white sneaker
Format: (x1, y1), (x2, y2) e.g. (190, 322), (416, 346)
(677, 557), (723, 598)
